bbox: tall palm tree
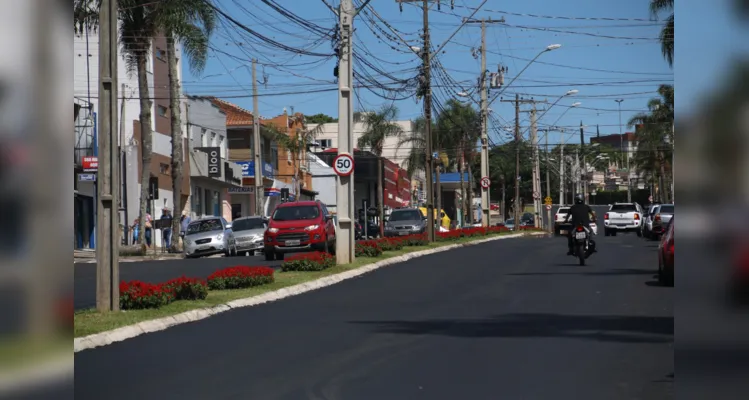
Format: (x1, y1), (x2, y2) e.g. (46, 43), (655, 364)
(155, 0), (216, 251)
(356, 104), (405, 235)
(436, 99), (480, 225)
(628, 84), (674, 202)
(650, 0), (674, 67)
(75, 0), (160, 246)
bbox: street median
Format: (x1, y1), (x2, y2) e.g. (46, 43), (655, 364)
(74, 227), (546, 352)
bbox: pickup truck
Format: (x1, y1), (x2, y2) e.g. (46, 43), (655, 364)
(603, 203), (643, 237)
(553, 206), (570, 235)
(650, 204), (674, 239)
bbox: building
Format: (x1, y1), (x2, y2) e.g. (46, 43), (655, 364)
(185, 96), (243, 220)
(211, 99), (315, 217)
(74, 26), (185, 249)
(309, 153), (336, 210)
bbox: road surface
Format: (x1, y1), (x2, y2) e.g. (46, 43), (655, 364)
(74, 254), (283, 310)
(74, 232), (673, 399)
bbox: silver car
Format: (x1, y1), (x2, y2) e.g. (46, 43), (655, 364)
(231, 216), (267, 256)
(384, 208), (426, 237)
(183, 217), (237, 258)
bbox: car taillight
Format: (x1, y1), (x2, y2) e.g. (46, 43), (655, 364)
(634, 213), (640, 220)
(655, 214), (661, 222)
(604, 213), (609, 220)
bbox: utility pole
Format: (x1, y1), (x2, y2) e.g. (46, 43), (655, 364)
(530, 105), (540, 228)
(252, 59), (264, 216)
(545, 131), (552, 232)
(96, 0), (120, 312)
(559, 134), (565, 205)
(333, 0), (370, 263)
(479, 19), (490, 227)
(580, 120), (586, 203)
(514, 94), (520, 225)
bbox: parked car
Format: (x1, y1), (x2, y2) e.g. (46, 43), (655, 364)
(183, 216), (237, 259)
(384, 208), (426, 237)
(650, 204), (674, 240)
(657, 216), (674, 286)
(263, 200), (336, 261)
(231, 216), (267, 256)
(642, 203), (661, 238)
(603, 203), (642, 237)
(504, 218), (516, 231)
(554, 206), (570, 235)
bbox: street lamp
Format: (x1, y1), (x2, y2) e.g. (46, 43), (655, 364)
(615, 98), (629, 202)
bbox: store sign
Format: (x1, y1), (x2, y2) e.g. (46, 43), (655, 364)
(82, 156), (98, 172)
(195, 147), (221, 177)
(228, 187), (254, 194)
(235, 161), (274, 178)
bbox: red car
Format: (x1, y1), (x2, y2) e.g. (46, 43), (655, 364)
(264, 200), (336, 261)
(657, 216), (674, 286)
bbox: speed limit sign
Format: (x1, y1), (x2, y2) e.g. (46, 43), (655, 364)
(333, 153), (355, 176)
(480, 176), (491, 189)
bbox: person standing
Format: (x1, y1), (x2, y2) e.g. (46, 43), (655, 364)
(160, 207), (173, 251)
(179, 211), (191, 249)
(144, 212), (153, 248)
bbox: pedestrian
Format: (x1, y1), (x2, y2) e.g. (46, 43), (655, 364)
(131, 218), (140, 245)
(179, 211), (191, 248)
(160, 207), (173, 251)
(144, 212), (152, 248)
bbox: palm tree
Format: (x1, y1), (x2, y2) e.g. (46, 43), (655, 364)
(628, 84), (674, 202)
(650, 0), (674, 67)
(356, 104), (405, 235)
(274, 121), (324, 201)
(75, 0), (160, 246)
(436, 99), (480, 225)
(155, 0), (216, 251)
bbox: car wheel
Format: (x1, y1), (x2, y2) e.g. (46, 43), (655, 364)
(611, 230), (617, 237)
(636, 229), (642, 237)
(264, 251), (275, 261)
(276, 252), (285, 261)
(323, 236), (329, 254)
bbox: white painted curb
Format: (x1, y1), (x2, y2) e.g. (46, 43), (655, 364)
(75, 231), (547, 352)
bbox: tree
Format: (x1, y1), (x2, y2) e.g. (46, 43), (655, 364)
(274, 121), (324, 202)
(628, 84), (674, 202)
(155, 0), (216, 251)
(75, 0), (160, 246)
(650, 0), (674, 68)
(356, 104), (405, 235)
(436, 99), (480, 224)
(306, 113), (337, 124)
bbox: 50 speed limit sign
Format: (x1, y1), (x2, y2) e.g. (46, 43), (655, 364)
(333, 153), (355, 177)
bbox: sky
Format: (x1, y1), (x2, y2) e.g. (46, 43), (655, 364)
(182, 0), (675, 149)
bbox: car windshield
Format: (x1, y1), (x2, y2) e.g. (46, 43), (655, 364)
(389, 210), (422, 221)
(186, 219), (223, 235)
(506, 219), (515, 225)
(232, 218), (265, 231)
(610, 204), (637, 212)
(272, 205), (320, 221)
(557, 208), (569, 214)
(659, 205), (674, 214)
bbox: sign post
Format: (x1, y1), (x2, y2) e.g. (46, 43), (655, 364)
(333, 153), (355, 177)
(544, 196), (553, 232)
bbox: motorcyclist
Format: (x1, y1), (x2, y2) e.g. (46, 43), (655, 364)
(564, 193), (597, 255)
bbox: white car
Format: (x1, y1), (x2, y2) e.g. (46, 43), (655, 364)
(603, 203), (643, 237)
(553, 206), (571, 235)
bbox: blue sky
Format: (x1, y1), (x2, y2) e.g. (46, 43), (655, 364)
(183, 0), (674, 147)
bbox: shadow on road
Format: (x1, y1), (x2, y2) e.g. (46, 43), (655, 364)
(351, 313), (673, 343)
(508, 268), (657, 277)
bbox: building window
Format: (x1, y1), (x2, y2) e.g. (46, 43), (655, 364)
(155, 48), (166, 61)
(218, 136), (225, 158)
(319, 139), (332, 148)
(193, 186), (203, 216)
(201, 128), (207, 147)
(157, 105), (168, 117)
(159, 163), (170, 175)
(210, 131), (216, 147)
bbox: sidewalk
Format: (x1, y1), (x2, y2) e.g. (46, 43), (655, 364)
(74, 250), (189, 264)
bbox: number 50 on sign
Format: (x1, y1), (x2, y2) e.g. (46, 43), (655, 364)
(333, 153), (354, 177)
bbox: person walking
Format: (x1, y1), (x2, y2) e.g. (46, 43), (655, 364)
(160, 207), (173, 251)
(179, 211), (191, 249)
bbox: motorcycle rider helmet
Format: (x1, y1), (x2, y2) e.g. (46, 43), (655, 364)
(574, 193), (585, 204)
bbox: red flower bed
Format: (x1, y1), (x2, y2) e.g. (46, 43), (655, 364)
(437, 230), (462, 241)
(162, 276), (208, 300)
(207, 266), (275, 290)
(119, 280), (174, 310)
(460, 227), (489, 237)
(282, 252), (335, 272)
(376, 237), (407, 251)
(356, 240), (383, 257)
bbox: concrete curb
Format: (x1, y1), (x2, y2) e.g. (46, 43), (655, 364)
(74, 231), (547, 352)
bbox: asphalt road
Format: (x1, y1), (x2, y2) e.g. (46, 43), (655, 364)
(74, 254), (283, 310)
(74, 231), (673, 400)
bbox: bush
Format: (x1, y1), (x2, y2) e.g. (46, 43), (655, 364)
(162, 276), (208, 301)
(282, 252), (335, 272)
(207, 266), (275, 290)
(376, 237), (406, 251)
(356, 240), (383, 257)
(461, 227), (489, 237)
(403, 233), (429, 246)
(437, 230), (462, 241)
(119, 280), (174, 310)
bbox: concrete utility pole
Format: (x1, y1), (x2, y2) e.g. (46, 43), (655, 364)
(96, 0), (120, 312)
(580, 120), (586, 202)
(545, 131), (552, 232)
(252, 59), (264, 216)
(479, 19), (490, 227)
(333, 0), (370, 263)
(615, 99), (631, 202)
(530, 105), (541, 228)
(559, 130), (565, 205)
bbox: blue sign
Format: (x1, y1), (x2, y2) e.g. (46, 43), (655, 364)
(235, 161), (274, 178)
(78, 173), (96, 182)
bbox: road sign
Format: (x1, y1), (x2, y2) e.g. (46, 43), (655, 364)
(333, 153), (354, 176)
(545, 204), (552, 210)
(480, 176), (491, 189)
(533, 191), (540, 200)
(82, 156), (98, 172)
(78, 173), (96, 182)
(544, 196), (552, 206)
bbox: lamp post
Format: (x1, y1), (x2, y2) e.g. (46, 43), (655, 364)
(615, 98), (630, 202)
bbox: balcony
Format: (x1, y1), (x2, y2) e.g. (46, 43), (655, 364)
(190, 148), (243, 187)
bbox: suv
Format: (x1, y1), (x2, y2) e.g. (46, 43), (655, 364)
(384, 208), (426, 237)
(554, 206), (571, 235)
(264, 200), (336, 261)
(183, 216), (237, 258)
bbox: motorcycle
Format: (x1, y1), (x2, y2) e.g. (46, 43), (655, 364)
(571, 223), (596, 266)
